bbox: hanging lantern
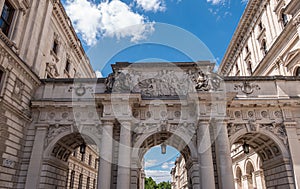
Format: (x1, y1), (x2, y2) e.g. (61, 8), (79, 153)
(80, 143), (86, 154)
(161, 143), (167, 154)
(242, 142), (250, 154)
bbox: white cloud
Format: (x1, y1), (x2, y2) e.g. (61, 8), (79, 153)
(95, 70), (103, 78)
(135, 0), (166, 12)
(207, 0), (248, 5)
(145, 170), (172, 183)
(145, 159), (158, 168)
(98, 0), (154, 42)
(161, 161), (174, 169)
(65, 0), (101, 46)
(206, 0), (224, 5)
(64, 0), (154, 46)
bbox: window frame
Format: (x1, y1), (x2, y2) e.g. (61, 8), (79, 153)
(0, 0), (15, 36)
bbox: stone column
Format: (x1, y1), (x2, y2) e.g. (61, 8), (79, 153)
(24, 124), (48, 189)
(234, 178), (242, 189)
(116, 120), (132, 189)
(98, 120), (114, 189)
(242, 175), (250, 189)
(213, 120), (235, 189)
(284, 122), (300, 188)
(197, 121), (215, 189)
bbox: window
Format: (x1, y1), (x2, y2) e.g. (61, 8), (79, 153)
(93, 179), (96, 189)
(261, 39), (267, 55)
(86, 177), (90, 189)
(295, 67), (300, 76)
(88, 154), (92, 166)
(52, 40), (59, 54)
(65, 60), (71, 73)
(70, 170), (75, 189)
(78, 174), (83, 189)
(73, 149), (77, 157)
(81, 153), (85, 162)
(95, 158), (98, 169)
(245, 46), (249, 54)
(247, 61), (253, 75)
(281, 13), (288, 27)
(0, 1), (14, 36)
(258, 21), (263, 31)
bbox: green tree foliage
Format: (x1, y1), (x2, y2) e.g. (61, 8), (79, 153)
(157, 181), (171, 189)
(144, 177), (171, 189)
(145, 177), (157, 189)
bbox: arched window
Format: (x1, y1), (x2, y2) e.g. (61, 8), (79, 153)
(235, 167), (242, 189)
(246, 161), (255, 189)
(295, 67), (300, 76)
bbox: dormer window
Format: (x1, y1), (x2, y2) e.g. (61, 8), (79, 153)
(0, 1), (15, 36)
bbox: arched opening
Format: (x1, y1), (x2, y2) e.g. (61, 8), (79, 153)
(245, 161), (255, 189)
(144, 146), (181, 188)
(294, 66), (300, 76)
(230, 127), (294, 189)
(41, 132), (99, 189)
(132, 131), (198, 189)
(235, 166), (242, 189)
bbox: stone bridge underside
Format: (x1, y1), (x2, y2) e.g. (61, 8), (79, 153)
(25, 62), (300, 189)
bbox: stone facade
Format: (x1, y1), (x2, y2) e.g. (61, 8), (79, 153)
(170, 155), (188, 189)
(0, 0), (299, 189)
(66, 146), (98, 189)
(0, 0), (95, 188)
(219, 0), (300, 77)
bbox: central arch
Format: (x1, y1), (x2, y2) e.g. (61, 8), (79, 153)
(131, 130), (199, 189)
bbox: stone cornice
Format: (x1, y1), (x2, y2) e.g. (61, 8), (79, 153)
(51, 1), (95, 77)
(218, 0), (267, 76)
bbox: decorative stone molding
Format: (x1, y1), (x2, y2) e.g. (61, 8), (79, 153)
(13, 78), (24, 101)
(46, 124), (70, 146)
(234, 81), (260, 94)
(293, 14), (300, 26)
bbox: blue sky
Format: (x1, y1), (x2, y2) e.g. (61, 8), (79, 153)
(62, 0), (247, 77)
(62, 0), (248, 182)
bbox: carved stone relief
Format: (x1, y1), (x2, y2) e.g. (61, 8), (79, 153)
(105, 68), (221, 96)
(234, 81), (260, 94)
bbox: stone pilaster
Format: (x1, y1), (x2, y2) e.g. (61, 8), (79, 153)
(284, 122), (300, 188)
(197, 120), (215, 189)
(213, 120), (235, 189)
(116, 120), (132, 189)
(254, 170), (266, 189)
(24, 124), (48, 189)
(186, 159), (200, 189)
(98, 120), (114, 189)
